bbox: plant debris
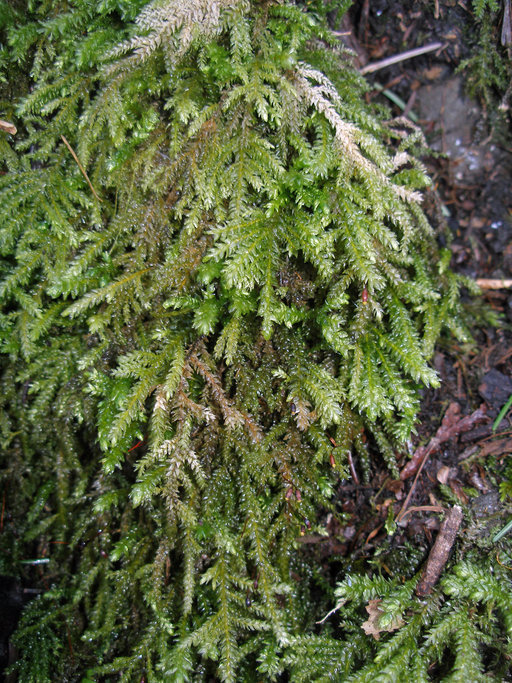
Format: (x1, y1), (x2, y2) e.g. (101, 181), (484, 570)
(400, 403), (488, 481)
(361, 598), (405, 640)
(416, 505), (463, 597)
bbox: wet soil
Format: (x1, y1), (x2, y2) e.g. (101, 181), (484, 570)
(319, 1), (512, 574)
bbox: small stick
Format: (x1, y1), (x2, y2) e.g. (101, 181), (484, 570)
(397, 504), (444, 521)
(127, 440), (144, 452)
(61, 135), (102, 202)
(347, 450), (360, 485)
(416, 505), (463, 597)
(360, 42), (444, 75)
(475, 278), (512, 290)
(316, 604), (340, 625)
(496, 552), (512, 571)
(396, 441), (435, 523)
(0, 119), (16, 135)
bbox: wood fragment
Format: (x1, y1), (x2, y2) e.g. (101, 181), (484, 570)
(0, 119), (17, 135)
(416, 505), (463, 597)
(400, 402), (487, 481)
(475, 278), (512, 290)
(61, 135), (102, 202)
(360, 42), (444, 75)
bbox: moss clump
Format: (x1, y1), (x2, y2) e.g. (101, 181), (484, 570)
(2, 1), (502, 680)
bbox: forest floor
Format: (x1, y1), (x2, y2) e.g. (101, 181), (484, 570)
(303, 0), (512, 590)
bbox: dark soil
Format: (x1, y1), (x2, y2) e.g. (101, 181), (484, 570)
(313, 0), (512, 577)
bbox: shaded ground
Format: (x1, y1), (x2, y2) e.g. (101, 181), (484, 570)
(309, 0), (512, 582)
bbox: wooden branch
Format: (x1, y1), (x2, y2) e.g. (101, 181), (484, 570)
(416, 505), (463, 597)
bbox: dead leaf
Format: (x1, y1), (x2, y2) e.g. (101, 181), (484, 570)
(429, 492), (441, 507)
(437, 465), (451, 484)
(291, 398), (313, 431)
(423, 65), (443, 80)
(448, 479), (468, 504)
(386, 479), (404, 499)
(362, 599), (404, 640)
(479, 370), (512, 407)
(365, 524), (383, 544)
(0, 119), (16, 135)
(470, 216), (486, 229)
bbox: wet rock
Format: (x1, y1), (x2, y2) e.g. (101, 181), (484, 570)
(417, 76), (484, 182)
(478, 369), (512, 407)
(471, 491), (500, 518)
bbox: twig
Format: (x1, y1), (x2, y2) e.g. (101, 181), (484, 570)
(360, 42), (444, 75)
(416, 505), (463, 597)
(397, 504), (444, 521)
(316, 604), (341, 624)
(61, 134), (102, 202)
(475, 278), (512, 290)
(347, 450), (360, 485)
(475, 428), (512, 445)
(397, 403), (486, 523)
(396, 441), (435, 524)
(496, 552), (512, 570)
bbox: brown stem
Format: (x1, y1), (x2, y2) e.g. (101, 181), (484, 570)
(61, 135), (102, 202)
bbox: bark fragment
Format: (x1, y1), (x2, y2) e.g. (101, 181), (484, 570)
(416, 505), (463, 597)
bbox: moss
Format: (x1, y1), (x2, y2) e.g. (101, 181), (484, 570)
(1, 1), (509, 680)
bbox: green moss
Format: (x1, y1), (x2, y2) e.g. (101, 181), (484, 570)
(1, 1), (507, 680)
